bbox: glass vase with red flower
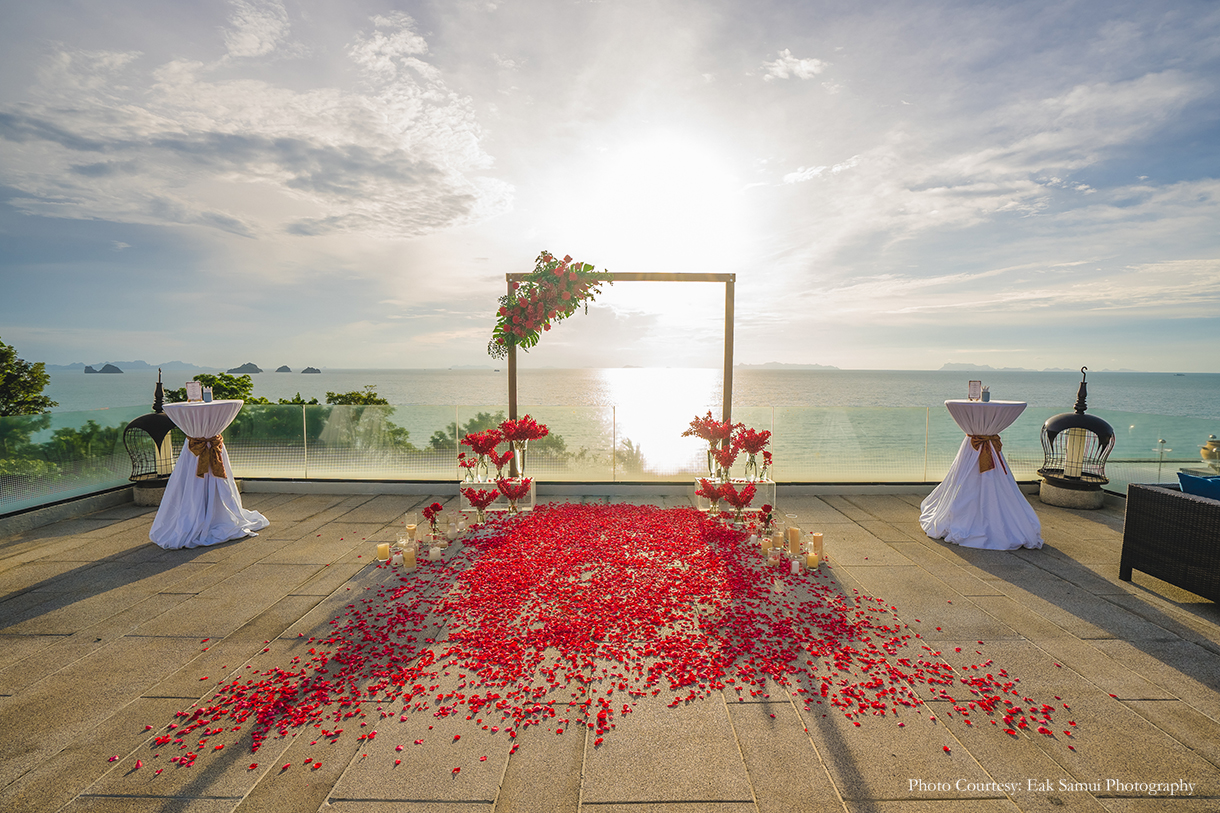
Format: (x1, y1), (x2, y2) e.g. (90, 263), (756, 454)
(496, 476), (532, 515)
(734, 428), (771, 483)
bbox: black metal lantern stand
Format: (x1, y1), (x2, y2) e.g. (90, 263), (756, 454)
(122, 369), (179, 506)
(1037, 367), (1115, 509)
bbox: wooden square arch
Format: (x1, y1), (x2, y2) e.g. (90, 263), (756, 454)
(505, 271), (736, 424)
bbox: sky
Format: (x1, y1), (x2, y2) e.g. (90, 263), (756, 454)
(1, 0), (1218, 373)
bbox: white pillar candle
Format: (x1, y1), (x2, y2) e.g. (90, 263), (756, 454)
(428, 545), (442, 561)
(376, 543), (390, 562)
(403, 546), (417, 571)
(772, 532), (785, 552)
(787, 526), (802, 555)
(1064, 427), (1087, 478)
(790, 559), (801, 575)
(404, 524), (417, 541)
(749, 534), (758, 545)
(810, 532), (824, 557)
(390, 550), (404, 568)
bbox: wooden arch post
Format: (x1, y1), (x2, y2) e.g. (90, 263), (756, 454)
(505, 272), (736, 425)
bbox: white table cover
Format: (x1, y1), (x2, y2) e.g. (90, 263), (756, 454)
(150, 400), (268, 549)
(919, 400), (1042, 550)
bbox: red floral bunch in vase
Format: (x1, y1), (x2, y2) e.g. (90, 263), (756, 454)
(461, 487), (500, 523)
(499, 415), (548, 477)
(720, 482), (757, 522)
(487, 447), (515, 478)
(734, 427), (772, 481)
(683, 411), (737, 448)
(759, 503), (774, 533)
(711, 445), (739, 475)
(489, 252), (608, 359)
(422, 501), (444, 534)
(499, 415), (549, 443)
(734, 427), (771, 455)
(696, 478), (725, 512)
(461, 429), (503, 457)
(457, 452), (479, 481)
(461, 487), (500, 510)
(495, 477), (533, 514)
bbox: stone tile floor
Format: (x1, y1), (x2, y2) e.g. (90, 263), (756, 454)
(1, 490), (1219, 812)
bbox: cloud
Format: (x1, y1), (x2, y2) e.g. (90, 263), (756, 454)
(349, 13), (431, 79)
(767, 66), (1212, 275)
(223, 0), (290, 59)
(0, 13), (511, 240)
(802, 257), (1220, 324)
(761, 49), (827, 81)
(782, 155), (859, 184)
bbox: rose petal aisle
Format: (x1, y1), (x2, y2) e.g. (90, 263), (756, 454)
(152, 503), (1068, 773)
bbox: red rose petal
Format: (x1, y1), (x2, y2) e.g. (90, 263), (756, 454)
(139, 504), (1070, 766)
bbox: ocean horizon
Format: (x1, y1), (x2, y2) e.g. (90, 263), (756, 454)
(45, 366), (1220, 421)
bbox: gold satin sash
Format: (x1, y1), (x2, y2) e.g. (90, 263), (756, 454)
(187, 435), (227, 479)
(969, 434), (1007, 474)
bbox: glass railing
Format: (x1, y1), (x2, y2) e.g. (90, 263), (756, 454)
(2, 404), (1216, 515)
(0, 405), (148, 514)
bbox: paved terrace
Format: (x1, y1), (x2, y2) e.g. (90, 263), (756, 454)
(1, 489), (1219, 813)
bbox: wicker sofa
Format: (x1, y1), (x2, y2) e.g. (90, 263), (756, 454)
(1120, 483), (1220, 602)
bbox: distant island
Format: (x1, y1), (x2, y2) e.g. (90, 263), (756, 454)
(940, 363), (1037, 372)
(736, 362), (840, 370)
(940, 363), (1140, 373)
(227, 362), (262, 374)
(275, 365), (291, 373)
(50, 359), (206, 372)
(83, 363), (123, 374)
(302, 366), (321, 374)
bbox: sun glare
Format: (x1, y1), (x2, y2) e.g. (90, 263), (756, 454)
(547, 130), (754, 275)
(598, 367), (721, 475)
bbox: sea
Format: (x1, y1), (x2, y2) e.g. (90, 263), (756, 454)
(43, 366), (1220, 419)
(24, 367), (1220, 485)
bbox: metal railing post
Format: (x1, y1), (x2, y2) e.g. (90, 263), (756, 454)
(923, 407), (929, 482)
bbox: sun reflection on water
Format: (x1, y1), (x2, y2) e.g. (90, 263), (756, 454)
(598, 367), (722, 476)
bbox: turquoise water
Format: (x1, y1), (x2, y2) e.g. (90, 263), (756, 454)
(32, 367), (1220, 481)
(43, 367), (1220, 418)
(6, 367), (1219, 515)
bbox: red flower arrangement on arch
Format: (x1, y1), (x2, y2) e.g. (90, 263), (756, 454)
(489, 252), (609, 359)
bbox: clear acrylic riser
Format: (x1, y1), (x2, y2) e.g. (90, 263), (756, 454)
(693, 478), (776, 512)
(459, 478), (537, 513)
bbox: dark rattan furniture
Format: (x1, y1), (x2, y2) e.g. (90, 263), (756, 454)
(1120, 484), (1220, 602)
